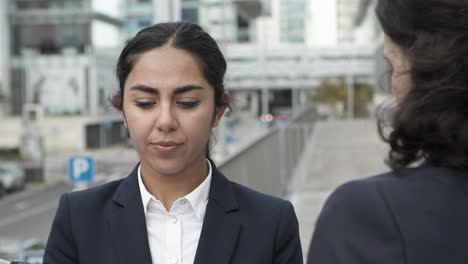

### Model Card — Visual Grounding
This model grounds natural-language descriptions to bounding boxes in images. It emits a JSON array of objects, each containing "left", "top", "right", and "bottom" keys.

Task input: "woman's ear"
[
  {"left": 113, "top": 94, "right": 127, "bottom": 128},
  {"left": 212, "top": 91, "right": 231, "bottom": 127},
  {"left": 112, "top": 94, "right": 122, "bottom": 109}
]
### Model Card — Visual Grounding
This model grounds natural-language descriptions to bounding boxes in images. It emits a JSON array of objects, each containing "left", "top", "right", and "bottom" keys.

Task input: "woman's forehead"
[
  {"left": 124, "top": 46, "right": 211, "bottom": 92},
  {"left": 135, "top": 46, "right": 202, "bottom": 73}
]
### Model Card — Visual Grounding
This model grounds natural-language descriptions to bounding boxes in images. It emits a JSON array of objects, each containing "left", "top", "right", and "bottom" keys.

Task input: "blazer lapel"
[
  {"left": 194, "top": 163, "right": 241, "bottom": 264},
  {"left": 108, "top": 165, "right": 152, "bottom": 264}
]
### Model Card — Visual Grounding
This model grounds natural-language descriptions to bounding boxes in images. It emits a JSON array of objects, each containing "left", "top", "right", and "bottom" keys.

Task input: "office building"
[{"left": 8, "top": 0, "right": 124, "bottom": 116}]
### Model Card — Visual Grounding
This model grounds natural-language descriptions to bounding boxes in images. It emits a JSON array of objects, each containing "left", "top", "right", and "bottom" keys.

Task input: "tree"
[{"left": 313, "top": 77, "right": 374, "bottom": 118}]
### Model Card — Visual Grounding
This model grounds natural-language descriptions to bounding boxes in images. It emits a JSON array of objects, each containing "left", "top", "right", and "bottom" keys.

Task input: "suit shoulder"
[
  {"left": 320, "top": 172, "right": 399, "bottom": 222},
  {"left": 309, "top": 173, "right": 406, "bottom": 263},
  {"left": 331, "top": 169, "right": 412, "bottom": 200},
  {"left": 347, "top": 166, "right": 468, "bottom": 199},
  {"left": 312, "top": 172, "right": 405, "bottom": 245}
]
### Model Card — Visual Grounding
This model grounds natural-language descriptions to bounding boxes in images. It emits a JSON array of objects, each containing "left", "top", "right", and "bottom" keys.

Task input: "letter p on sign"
[
  {"left": 68, "top": 156, "right": 94, "bottom": 184},
  {"left": 73, "top": 158, "right": 89, "bottom": 180}
]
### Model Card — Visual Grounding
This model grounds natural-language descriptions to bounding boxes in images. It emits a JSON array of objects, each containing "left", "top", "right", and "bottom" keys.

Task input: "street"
[
  {"left": 0, "top": 182, "right": 68, "bottom": 241},
  {"left": 0, "top": 154, "right": 138, "bottom": 245}
]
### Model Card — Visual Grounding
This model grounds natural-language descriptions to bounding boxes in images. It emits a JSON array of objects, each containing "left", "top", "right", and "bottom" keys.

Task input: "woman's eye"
[
  {"left": 135, "top": 101, "right": 155, "bottom": 109},
  {"left": 177, "top": 101, "right": 199, "bottom": 108}
]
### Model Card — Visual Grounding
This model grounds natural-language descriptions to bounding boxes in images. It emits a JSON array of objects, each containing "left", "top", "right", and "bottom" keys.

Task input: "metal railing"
[{"left": 218, "top": 108, "right": 316, "bottom": 197}]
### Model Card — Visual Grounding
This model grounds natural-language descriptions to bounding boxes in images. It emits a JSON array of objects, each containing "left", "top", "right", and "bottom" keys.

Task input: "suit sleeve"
[
  {"left": 307, "top": 180, "right": 404, "bottom": 264},
  {"left": 43, "top": 193, "right": 78, "bottom": 264},
  {"left": 274, "top": 200, "right": 304, "bottom": 264}
]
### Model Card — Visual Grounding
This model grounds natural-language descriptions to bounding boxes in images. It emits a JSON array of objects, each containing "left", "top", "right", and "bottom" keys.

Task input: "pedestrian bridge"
[{"left": 224, "top": 43, "right": 378, "bottom": 90}]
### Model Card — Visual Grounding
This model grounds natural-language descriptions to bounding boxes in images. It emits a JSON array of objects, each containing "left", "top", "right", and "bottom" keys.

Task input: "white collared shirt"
[{"left": 137, "top": 160, "right": 212, "bottom": 264}]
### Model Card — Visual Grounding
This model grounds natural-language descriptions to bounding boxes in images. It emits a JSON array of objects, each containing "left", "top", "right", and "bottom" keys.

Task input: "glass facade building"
[
  {"left": 279, "top": 0, "right": 307, "bottom": 43},
  {"left": 123, "top": 0, "right": 154, "bottom": 41}
]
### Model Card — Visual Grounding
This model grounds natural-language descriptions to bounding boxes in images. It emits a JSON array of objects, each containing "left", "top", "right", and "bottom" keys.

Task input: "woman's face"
[
  {"left": 122, "top": 46, "right": 227, "bottom": 177},
  {"left": 383, "top": 35, "right": 412, "bottom": 102}
]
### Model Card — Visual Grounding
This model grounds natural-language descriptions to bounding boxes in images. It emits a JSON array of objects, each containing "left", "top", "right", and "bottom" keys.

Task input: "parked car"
[{"left": 0, "top": 162, "right": 26, "bottom": 197}]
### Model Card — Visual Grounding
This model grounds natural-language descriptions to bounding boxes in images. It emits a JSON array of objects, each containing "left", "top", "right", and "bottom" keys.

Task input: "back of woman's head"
[{"left": 376, "top": 0, "right": 468, "bottom": 170}]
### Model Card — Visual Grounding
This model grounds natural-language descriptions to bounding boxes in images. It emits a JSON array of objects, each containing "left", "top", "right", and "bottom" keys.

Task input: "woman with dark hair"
[
  {"left": 44, "top": 22, "right": 302, "bottom": 264},
  {"left": 307, "top": 0, "right": 468, "bottom": 263}
]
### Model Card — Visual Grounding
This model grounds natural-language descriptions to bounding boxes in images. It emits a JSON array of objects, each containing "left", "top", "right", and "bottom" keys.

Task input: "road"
[
  {"left": 0, "top": 182, "right": 68, "bottom": 241},
  {"left": 0, "top": 157, "right": 137, "bottom": 245}
]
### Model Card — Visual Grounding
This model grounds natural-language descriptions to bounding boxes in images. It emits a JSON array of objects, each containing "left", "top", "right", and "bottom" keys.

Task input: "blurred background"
[{"left": 0, "top": 0, "right": 392, "bottom": 262}]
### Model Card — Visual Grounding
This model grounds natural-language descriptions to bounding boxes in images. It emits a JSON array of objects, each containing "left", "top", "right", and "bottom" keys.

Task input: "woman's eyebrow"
[
  {"left": 174, "top": 85, "right": 204, "bottom": 95},
  {"left": 129, "top": 84, "right": 159, "bottom": 95},
  {"left": 129, "top": 84, "right": 204, "bottom": 96}
]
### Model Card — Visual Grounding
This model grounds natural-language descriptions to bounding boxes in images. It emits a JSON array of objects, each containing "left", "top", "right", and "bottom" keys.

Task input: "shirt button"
[
  {"left": 180, "top": 200, "right": 186, "bottom": 205},
  {"left": 169, "top": 216, "right": 177, "bottom": 224},
  {"left": 169, "top": 257, "right": 178, "bottom": 264}
]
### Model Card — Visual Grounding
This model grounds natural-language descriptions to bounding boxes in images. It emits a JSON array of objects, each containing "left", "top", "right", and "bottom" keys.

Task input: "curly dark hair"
[{"left": 376, "top": 0, "right": 468, "bottom": 170}]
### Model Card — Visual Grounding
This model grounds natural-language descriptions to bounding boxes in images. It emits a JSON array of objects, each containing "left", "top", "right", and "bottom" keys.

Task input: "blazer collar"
[
  {"left": 194, "top": 160, "right": 241, "bottom": 264},
  {"left": 112, "top": 164, "right": 140, "bottom": 207},
  {"left": 207, "top": 159, "right": 239, "bottom": 212},
  {"left": 110, "top": 161, "right": 242, "bottom": 264},
  {"left": 109, "top": 164, "right": 152, "bottom": 264},
  {"left": 113, "top": 160, "right": 240, "bottom": 211}
]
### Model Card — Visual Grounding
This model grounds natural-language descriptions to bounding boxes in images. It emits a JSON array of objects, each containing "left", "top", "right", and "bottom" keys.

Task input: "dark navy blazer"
[
  {"left": 44, "top": 162, "right": 303, "bottom": 264},
  {"left": 308, "top": 165, "right": 468, "bottom": 264}
]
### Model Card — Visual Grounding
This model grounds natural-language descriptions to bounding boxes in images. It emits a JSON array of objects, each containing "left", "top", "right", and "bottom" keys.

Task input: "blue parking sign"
[{"left": 68, "top": 156, "right": 94, "bottom": 184}]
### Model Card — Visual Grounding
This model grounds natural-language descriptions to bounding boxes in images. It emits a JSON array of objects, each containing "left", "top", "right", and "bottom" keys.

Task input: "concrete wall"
[
  {"left": 0, "top": 115, "right": 125, "bottom": 152},
  {"left": 1, "top": 117, "right": 87, "bottom": 152},
  {"left": 11, "top": 54, "right": 91, "bottom": 115},
  {"left": 10, "top": 50, "right": 118, "bottom": 116}
]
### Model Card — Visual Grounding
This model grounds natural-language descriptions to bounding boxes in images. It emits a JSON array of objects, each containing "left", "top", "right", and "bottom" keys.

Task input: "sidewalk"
[{"left": 289, "top": 119, "right": 389, "bottom": 258}]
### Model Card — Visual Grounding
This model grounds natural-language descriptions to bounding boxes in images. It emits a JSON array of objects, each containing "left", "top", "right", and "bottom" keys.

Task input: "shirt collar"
[
  {"left": 138, "top": 159, "right": 212, "bottom": 220},
  {"left": 185, "top": 159, "right": 212, "bottom": 220},
  {"left": 137, "top": 165, "right": 152, "bottom": 216}
]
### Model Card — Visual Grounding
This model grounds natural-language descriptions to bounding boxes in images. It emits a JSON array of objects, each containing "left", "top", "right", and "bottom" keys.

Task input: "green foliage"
[
  {"left": 313, "top": 78, "right": 347, "bottom": 105},
  {"left": 313, "top": 77, "right": 374, "bottom": 118}
]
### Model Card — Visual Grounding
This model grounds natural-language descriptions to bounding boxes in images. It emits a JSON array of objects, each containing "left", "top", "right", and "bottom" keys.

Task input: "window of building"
[
  {"left": 237, "top": 14, "right": 249, "bottom": 29},
  {"left": 138, "top": 17, "right": 152, "bottom": 28},
  {"left": 15, "top": 0, "right": 83, "bottom": 10},
  {"left": 182, "top": 7, "right": 199, "bottom": 24},
  {"left": 236, "top": 14, "right": 250, "bottom": 42},
  {"left": 287, "top": 2, "right": 306, "bottom": 13},
  {"left": 12, "top": 23, "right": 89, "bottom": 55}
]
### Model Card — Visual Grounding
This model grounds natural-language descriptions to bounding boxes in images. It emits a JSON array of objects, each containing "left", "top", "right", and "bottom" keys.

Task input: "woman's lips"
[{"left": 150, "top": 142, "right": 182, "bottom": 154}]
